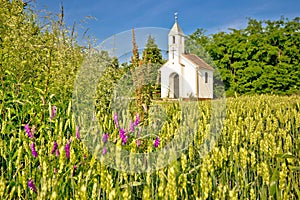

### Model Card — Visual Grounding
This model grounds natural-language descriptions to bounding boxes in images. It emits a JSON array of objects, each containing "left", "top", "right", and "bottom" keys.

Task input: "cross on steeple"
[{"left": 174, "top": 12, "right": 178, "bottom": 23}]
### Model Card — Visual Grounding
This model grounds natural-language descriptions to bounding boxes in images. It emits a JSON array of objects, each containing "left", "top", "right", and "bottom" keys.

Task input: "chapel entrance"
[{"left": 169, "top": 73, "right": 179, "bottom": 98}]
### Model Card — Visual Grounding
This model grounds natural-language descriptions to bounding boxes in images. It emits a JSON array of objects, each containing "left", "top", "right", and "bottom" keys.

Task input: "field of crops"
[{"left": 0, "top": 94, "right": 299, "bottom": 199}]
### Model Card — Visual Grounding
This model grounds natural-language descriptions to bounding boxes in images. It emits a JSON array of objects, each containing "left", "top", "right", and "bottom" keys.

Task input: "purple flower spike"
[
  {"left": 122, "top": 136, "right": 128, "bottom": 145},
  {"left": 129, "top": 121, "right": 134, "bottom": 133},
  {"left": 55, "top": 149, "right": 60, "bottom": 157},
  {"left": 119, "top": 128, "right": 128, "bottom": 145},
  {"left": 28, "top": 179, "right": 37, "bottom": 193},
  {"left": 113, "top": 113, "right": 119, "bottom": 128},
  {"left": 25, "top": 124, "right": 33, "bottom": 139},
  {"left": 30, "top": 142, "right": 38, "bottom": 157},
  {"left": 65, "top": 141, "right": 71, "bottom": 159},
  {"left": 50, "top": 106, "right": 57, "bottom": 120},
  {"left": 76, "top": 126, "right": 80, "bottom": 140},
  {"left": 136, "top": 139, "right": 141, "bottom": 147},
  {"left": 154, "top": 137, "right": 160, "bottom": 148},
  {"left": 134, "top": 113, "right": 140, "bottom": 126},
  {"left": 119, "top": 128, "right": 125, "bottom": 137},
  {"left": 102, "top": 147, "right": 107, "bottom": 155},
  {"left": 51, "top": 141, "right": 58, "bottom": 154},
  {"left": 102, "top": 133, "right": 109, "bottom": 143}
]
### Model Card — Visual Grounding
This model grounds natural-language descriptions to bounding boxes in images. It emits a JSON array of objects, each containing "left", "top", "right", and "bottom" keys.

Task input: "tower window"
[
  {"left": 173, "top": 36, "right": 175, "bottom": 44},
  {"left": 205, "top": 72, "right": 208, "bottom": 83}
]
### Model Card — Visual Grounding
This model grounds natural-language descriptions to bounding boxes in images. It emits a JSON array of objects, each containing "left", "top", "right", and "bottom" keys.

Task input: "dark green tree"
[{"left": 142, "top": 35, "right": 164, "bottom": 64}]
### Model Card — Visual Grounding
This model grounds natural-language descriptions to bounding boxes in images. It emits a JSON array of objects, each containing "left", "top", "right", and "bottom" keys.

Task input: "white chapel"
[{"left": 160, "top": 15, "right": 215, "bottom": 99}]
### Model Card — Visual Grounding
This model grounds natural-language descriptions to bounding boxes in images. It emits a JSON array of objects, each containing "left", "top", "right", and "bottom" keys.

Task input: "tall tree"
[{"left": 142, "top": 35, "right": 163, "bottom": 64}]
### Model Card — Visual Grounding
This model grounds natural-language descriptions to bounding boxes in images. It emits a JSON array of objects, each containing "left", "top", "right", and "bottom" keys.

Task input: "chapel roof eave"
[{"left": 182, "top": 54, "right": 215, "bottom": 71}]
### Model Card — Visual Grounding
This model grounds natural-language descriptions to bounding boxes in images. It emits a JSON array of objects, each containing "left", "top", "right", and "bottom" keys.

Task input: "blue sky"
[{"left": 36, "top": 0, "right": 300, "bottom": 45}]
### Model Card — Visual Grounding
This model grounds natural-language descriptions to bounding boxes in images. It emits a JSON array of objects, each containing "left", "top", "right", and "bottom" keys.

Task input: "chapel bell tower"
[{"left": 168, "top": 12, "right": 185, "bottom": 64}]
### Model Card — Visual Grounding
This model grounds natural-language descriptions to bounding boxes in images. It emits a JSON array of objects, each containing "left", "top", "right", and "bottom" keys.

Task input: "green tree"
[
  {"left": 190, "top": 17, "right": 300, "bottom": 96},
  {"left": 142, "top": 35, "right": 163, "bottom": 64}
]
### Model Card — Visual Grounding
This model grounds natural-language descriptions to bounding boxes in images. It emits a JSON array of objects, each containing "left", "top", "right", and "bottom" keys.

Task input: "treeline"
[{"left": 188, "top": 17, "right": 300, "bottom": 96}]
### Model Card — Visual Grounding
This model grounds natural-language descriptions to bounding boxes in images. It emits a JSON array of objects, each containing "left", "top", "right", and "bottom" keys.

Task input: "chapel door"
[
  {"left": 174, "top": 74, "right": 179, "bottom": 98},
  {"left": 169, "top": 73, "right": 179, "bottom": 99}
]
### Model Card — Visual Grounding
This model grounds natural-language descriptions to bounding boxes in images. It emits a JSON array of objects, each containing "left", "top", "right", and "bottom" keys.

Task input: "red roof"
[{"left": 182, "top": 54, "right": 215, "bottom": 71}]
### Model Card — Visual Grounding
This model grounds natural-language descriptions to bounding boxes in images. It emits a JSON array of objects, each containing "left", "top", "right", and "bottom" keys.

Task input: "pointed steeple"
[
  {"left": 168, "top": 13, "right": 184, "bottom": 64},
  {"left": 170, "top": 12, "right": 183, "bottom": 35},
  {"left": 170, "top": 22, "right": 184, "bottom": 35}
]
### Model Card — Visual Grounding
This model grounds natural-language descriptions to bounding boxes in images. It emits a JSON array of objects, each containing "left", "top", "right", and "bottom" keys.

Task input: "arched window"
[
  {"left": 205, "top": 72, "right": 208, "bottom": 83},
  {"left": 173, "top": 36, "right": 175, "bottom": 44}
]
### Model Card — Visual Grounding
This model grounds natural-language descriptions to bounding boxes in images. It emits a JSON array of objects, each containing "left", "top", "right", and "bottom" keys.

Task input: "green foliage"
[
  {"left": 94, "top": 52, "right": 123, "bottom": 116},
  {"left": 0, "top": 0, "right": 83, "bottom": 126},
  {"left": 188, "top": 17, "right": 300, "bottom": 96}
]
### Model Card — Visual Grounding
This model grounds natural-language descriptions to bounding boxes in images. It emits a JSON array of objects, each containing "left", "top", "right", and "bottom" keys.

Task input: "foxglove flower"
[
  {"left": 51, "top": 141, "right": 58, "bottom": 154},
  {"left": 154, "top": 137, "right": 160, "bottom": 148},
  {"left": 113, "top": 113, "right": 119, "bottom": 128},
  {"left": 134, "top": 113, "right": 140, "bottom": 126},
  {"left": 102, "top": 147, "right": 107, "bottom": 155},
  {"left": 129, "top": 121, "right": 134, "bottom": 133},
  {"left": 65, "top": 141, "right": 70, "bottom": 159},
  {"left": 50, "top": 106, "right": 57, "bottom": 120},
  {"left": 119, "top": 128, "right": 128, "bottom": 145},
  {"left": 30, "top": 142, "right": 38, "bottom": 157},
  {"left": 102, "top": 133, "right": 109, "bottom": 143},
  {"left": 75, "top": 125, "right": 80, "bottom": 139},
  {"left": 25, "top": 124, "right": 33, "bottom": 139},
  {"left": 28, "top": 179, "right": 37, "bottom": 193}
]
